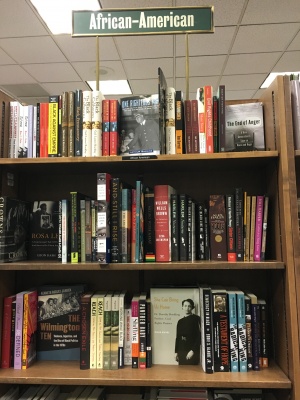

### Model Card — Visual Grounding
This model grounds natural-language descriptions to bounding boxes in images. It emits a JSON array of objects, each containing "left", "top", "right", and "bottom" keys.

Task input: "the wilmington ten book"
[{"left": 37, "top": 284, "right": 86, "bottom": 361}]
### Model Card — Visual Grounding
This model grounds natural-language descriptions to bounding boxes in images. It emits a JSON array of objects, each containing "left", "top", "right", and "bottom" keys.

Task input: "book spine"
[
  {"left": 110, "top": 294, "right": 119, "bottom": 370},
  {"left": 14, "top": 292, "right": 24, "bottom": 369},
  {"left": 21, "top": 292, "right": 29, "bottom": 369},
  {"left": 165, "top": 87, "right": 176, "bottom": 155},
  {"left": 175, "top": 90, "right": 184, "bottom": 154},
  {"left": 131, "top": 188, "right": 137, "bottom": 263},
  {"left": 199, "top": 287, "right": 213, "bottom": 373},
  {"left": 70, "top": 192, "right": 81, "bottom": 263},
  {"left": 1, "top": 296, "right": 15, "bottom": 369},
  {"left": 245, "top": 195, "right": 252, "bottom": 261},
  {"left": 179, "top": 194, "right": 189, "bottom": 261},
  {"left": 27, "top": 105, "right": 34, "bottom": 158},
  {"left": 218, "top": 85, "right": 226, "bottom": 152},
  {"left": 67, "top": 91, "right": 75, "bottom": 157},
  {"left": 191, "top": 99, "right": 199, "bottom": 153},
  {"left": 102, "top": 99, "right": 110, "bottom": 156},
  {"left": 48, "top": 95, "right": 59, "bottom": 157},
  {"left": 109, "top": 99, "right": 119, "bottom": 156},
  {"left": 249, "top": 195, "right": 257, "bottom": 261},
  {"left": 138, "top": 294, "right": 147, "bottom": 369},
  {"left": 187, "top": 196, "right": 193, "bottom": 261},
  {"left": 12, "top": 102, "right": 20, "bottom": 158},
  {"left": 236, "top": 292, "right": 247, "bottom": 372},
  {"left": 209, "top": 194, "right": 227, "bottom": 261},
  {"left": 74, "top": 89, "right": 83, "bottom": 157},
  {"left": 91, "top": 200, "right": 98, "bottom": 262},
  {"left": 212, "top": 291, "right": 230, "bottom": 372},
  {"left": 85, "top": 198, "right": 92, "bottom": 262},
  {"left": 144, "top": 188, "right": 155, "bottom": 262},
  {"left": 197, "top": 87, "right": 206, "bottom": 154},
  {"left": 80, "top": 294, "right": 92, "bottom": 370},
  {"left": 23, "top": 105, "right": 29, "bottom": 158},
  {"left": 195, "top": 202, "right": 205, "bottom": 260},
  {"left": 57, "top": 95, "right": 62, "bottom": 157},
  {"left": 61, "top": 199, "right": 69, "bottom": 263},
  {"left": 103, "top": 294, "right": 112, "bottom": 370},
  {"left": 82, "top": 90, "right": 92, "bottom": 157},
  {"left": 135, "top": 180, "right": 144, "bottom": 263},
  {"left": 118, "top": 293, "right": 125, "bottom": 368},
  {"left": 124, "top": 306, "right": 132, "bottom": 366},
  {"left": 260, "top": 196, "right": 269, "bottom": 261},
  {"left": 90, "top": 295, "right": 97, "bottom": 369},
  {"left": 254, "top": 195, "right": 264, "bottom": 261},
  {"left": 184, "top": 100, "right": 192, "bottom": 153},
  {"left": 251, "top": 302, "right": 260, "bottom": 371},
  {"left": 96, "top": 294, "right": 104, "bottom": 369},
  {"left": 146, "top": 298, "right": 152, "bottom": 368},
  {"left": 40, "top": 102, "right": 49, "bottom": 158},
  {"left": 80, "top": 199, "right": 86, "bottom": 263},
  {"left": 170, "top": 193, "right": 179, "bottom": 261},
  {"left": 121, "top": 188, "right": 132, "bottom": 263},
  {"left": 91, "top": 90, "right": 102, "bottom": 157},
  {"left": 10, "top": 301, "right": 16, "bottom": 368},
  {"left": 235, "top": 187, "right": 244, "bottom": 261},
  {"left": 213, "top": 95, "right": 219, "bottom": 153},
  {"left": 97, "top": 172, "right": 112, "bottom": 264},
  {"left": 259, "top": 300, "right": 268, "bottom": 368},
  {"left": 244, "top": 295, "right": 253, "bottom": 371},
  {"left": 154, "top": 185, "right": 175, "bottom": 262},
  {"left": 17, "top": 103, "right": 24, "bottom": 158},
  {"left": 131, "top": 296, "right": 139, "bottom": 368},
  {"left": 110, "top": 177, "right": 122, "bottom": 263},
  {"left": 61, "top": 91, "right": 68, "bottom": 157},
  {"left": 226, "top": 194, "right": 237, "bottom": 262},
  {"left": 205, "top": 85, "right": 213, "bottom": 153},
  {"left": 227, "top": 292, "right": 239, "bottom": 372},
  {"left": 22, "top": 290, "right": 37, "bottom": 369}
]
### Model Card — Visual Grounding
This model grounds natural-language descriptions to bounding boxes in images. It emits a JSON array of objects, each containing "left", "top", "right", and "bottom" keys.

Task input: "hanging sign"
[{"left": 72, "top": 7, "right": 214, "bottom": 37}]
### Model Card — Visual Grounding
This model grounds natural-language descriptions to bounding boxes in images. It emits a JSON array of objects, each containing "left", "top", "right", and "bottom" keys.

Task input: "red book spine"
[
  {"left": 254, "top": 196, "right": 264, "bottom": 261},
  {"left": 102, "top": 99, "right": 110, "bottom": 156},
  {"left": 39, "top": 103, "right": 49, "bottom": 158},
  {"left": 109, "top": 100, "right": 119, "bottom": 156},
  {"left": 1, "top": 295, "right": 16, "bottom": 368},
  {"left": 191, "top": 99, "right": 199, "bottom": 153},
  {"left": 154, "top": 185, "right": 175, "bottom": 262},
  {"left": 184, "top": 100, "right": 192, "bottom": 154},
  {"left": 204, "top": 86, "right": 213, "bottom": 153}
]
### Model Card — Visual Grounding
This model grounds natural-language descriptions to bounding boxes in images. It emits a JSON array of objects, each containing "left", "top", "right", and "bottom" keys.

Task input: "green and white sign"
[{"left": 72, "top": 7, "right": 214, "bottom": 37}]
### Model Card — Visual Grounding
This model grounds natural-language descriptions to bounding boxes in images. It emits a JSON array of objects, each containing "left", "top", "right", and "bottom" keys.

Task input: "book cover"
[
  {"left": 165, "top": 87, "right": 176, "bottom": 155},
  {"left": 120, "top": 95, "right": 160, "bottom": 156},
  {"left": 209, "top": 194, "right": 227, "bottom": 261},
  {"left": 175, "top": 90, "right": 184, "bottom": 154},
  {"left": 102, "top": 99, "right": 110, "bottom": 156},
  {"left": 150, "top": 287, "right": 200, "bottom": 366},
  {"left": 225, "top": 102, "right": 265, "bottom": 152},
  {"left": 37, "top": 284, "right": 85, "bottom": 361},
  {"left": 110, "top": 292, "right": 119, "bottom": 370},
  {"left": 74, "top": 89, "right": 83, "bottom": 157},
  {"left": 91, "top": 90, "right": 103, "bottom": 157},
  {"left": 109, "top": 99, "right": 119, "bottom": 156},
  {"left": 1, "top": 294, "right": 16, "bottom": 368},
  {"left": 103, "top": 291, "right": 113, "bottom": 370},
  {"left": 0, "top": 197, "right": 30, "bottom": 263},
  {"left": 79, "top": 291, "right": 92, "bottom": 370},
  {"left": 154, "top": 184, "right": 176, "bottom": 262},
  {"left": 144, "top": 187, "right": 155, "bottom": 262},
  {"left": 198, "top": 284, "right": 214, "bottom": 374},
  {"left": 29, "top": 200, "right": 59, "bottom": 261},
  {"left": 67, "top": 91, "right": 75, "bottom": 157},
  {"left": 96, "top": 172, "right": 112, "bottom": 264},
  {"left": 21, "top": 289, "right": 38, "bottom": 369},
  {"left": 131, "top": 294, "right": 140, "bottom": 368},
  {"left": 253, "top": 195, "right": 264, "bottom": 261},
  {"left": 121, "top": 188, "right": 132, "bottom": 263},
  {"left": 82, "top": 90, "right": 92, "bottom": 157},
  {"left": 48, "top": 95, "right": 59, "bottom": 157}
]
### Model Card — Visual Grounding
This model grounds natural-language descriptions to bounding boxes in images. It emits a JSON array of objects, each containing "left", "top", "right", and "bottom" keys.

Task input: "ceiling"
[{"left": 0, "top": 0, "right": 300, "bottom": 105}]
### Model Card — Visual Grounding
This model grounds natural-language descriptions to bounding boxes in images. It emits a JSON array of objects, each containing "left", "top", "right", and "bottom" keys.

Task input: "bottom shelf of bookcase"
[{"left": 0, "top": 361, "right": 291, "bottom": 389}]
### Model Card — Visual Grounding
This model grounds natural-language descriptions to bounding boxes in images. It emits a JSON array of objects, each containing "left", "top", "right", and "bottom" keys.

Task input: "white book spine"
[
  {"left": 91, "top": 90, "right": 103, "bottom": 157},
  {"left": 23, "top": 105, "right": 29, "bottom": 158},
  {"left": 82, "top": 90, "right": 92, "bottom": 157},
  {"left": 165, "top": 87, "right": 176, "bottom": 154},
  {"left": 17, "top": 104, "right": 24, "bottom": 158}
]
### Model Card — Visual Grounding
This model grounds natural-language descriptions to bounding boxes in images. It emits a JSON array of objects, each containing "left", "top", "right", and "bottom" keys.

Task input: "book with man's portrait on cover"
[{"left": 150, "top": 287, "right": 200, "bottom": 366}]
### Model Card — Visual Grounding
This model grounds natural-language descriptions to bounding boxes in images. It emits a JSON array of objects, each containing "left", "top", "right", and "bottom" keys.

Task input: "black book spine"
[
  {"left": 245, "top": 296, "right": 253, "bottom": 371},
  {"left": 251, "top": 303, "right": 261, "bottom": 371},
  {"left": 74, "top": 89, "right": 83, "bottom": 156},
  {"left": 204, "top": 204, "right": 210, "bottom": 260},
  {"left": 235, "top": 187, "right": 244, "bottom": 261},
  {"left": 110, "top": 177, "right": 122, "bottom": 263},
  {"left": 187, "top": 196, "right": 193, "bottom": 261},
  {"left": 80, "top": 293, "right": 92, "bottom": 370},
  {"left": 195, "top": 202, "right": 205, "bottom": 260},
  {"left": 170, "top": 193, "right": 179, "bottom": 261},
  {"left": 212, "top": 291, "right": 230, "bottom": 372},
  {"left": 146, "top": 298, "right": 152, "bottom": 368},
  {"left": 201, "top": 287, "right": 214, "bottom": 373},
  {"left": 179, "top": 194, "right": 188, "bottom": 261},
  {"left": 144, "top": 188, "right": 155, "bottom": 262}
]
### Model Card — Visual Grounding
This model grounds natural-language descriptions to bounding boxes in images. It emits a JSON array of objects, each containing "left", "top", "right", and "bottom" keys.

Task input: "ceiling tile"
[
  {"left": 129, "top": 78, "right": 158, "bottom": 95},
  {"left": 287, "top": 31, "right": 300, "bottom": 51},
  {"left": 220, "top": 74, "right": 267, "bottom": 90},
  {"left": 116, "top": 35, "right": 174, "bottom": 59},
  {"left": 0, "top": 65, "right": 37, "bottom": 85},
  {"left": 231, "top": 24, "right": 300, "bottom": 54},
  {"left": 224, "top": 52, "right": 282, "bottom": 75},
  {"left": 54, "top": 35, "right": 120, "bottom": 62},
  {"left": 0, "top": 37, "right": 67, "bottom": 64},
  {"left": 124, "top": 58, "right": 173, "bottom": 80},
  {"left": 272, "top": 51, "right": 300, "bottom": 71},
  {"left": 0, "top": 83, "right": 49, "bottom": 97},
  {"left": 0, "top": 0, "right": 48, "bottom": 38},
  {"left": 101, "top": 0, "right": 173, "bottom": 8},
  {"left": 72, "top": 60, "right": 128, "bottom": 81},
  {"left": 242, "top": 0, "right": 300, "bottom": 24},
  {"left": 18, "top": 96, "right": 50, "bottom": 106},
  {"left": 0, "top": 48, "right": 16, "bottom": 65},
  {"left": 176, "top": 55, "right": 227, "bottom": 77},
  {"left": 41, "top": 82, "right": 90, "bottom": 96},
  {"left": 225, "top": 89, "right": 257, "bottom": 101},
  {"left": 22, "top": 63, "right": 81, "bottom": 83},
  {"left": 175, "top": 76, "right": 220, "bottom": 99}
]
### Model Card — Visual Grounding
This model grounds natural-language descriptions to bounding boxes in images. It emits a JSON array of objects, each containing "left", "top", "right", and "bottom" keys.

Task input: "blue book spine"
[{"left": 227, "top": 291, "right": 239, "bottom": 372}]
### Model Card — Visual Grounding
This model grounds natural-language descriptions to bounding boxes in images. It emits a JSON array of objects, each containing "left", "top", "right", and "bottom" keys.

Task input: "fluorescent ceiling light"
[
  {"left": 30, "top": 0, "right": 100, "bottom": 34},
  {"left": 87, "top": 80, "right": 132, "bottom": 95},
  {"left": 261, "top": 71, "right": 300, "bottom": 89}
]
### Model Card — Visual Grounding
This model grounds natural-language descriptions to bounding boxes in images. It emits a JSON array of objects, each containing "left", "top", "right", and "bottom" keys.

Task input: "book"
[
  {"left": 146, "top": 297, "right": 152, "bottom": 368},
  {"left": 0, "top": 385, "right": 19, "bottom": 400},
  {"left": 23, "top": 105, "right": 29, "bottom": 158},
  {"left": 118, "top": 290, "right": 126, "bottom": 368},
  {"left": 225, "top": 102, "right": 265, "bottom": 152},
  {"left": 209, "top": 194, "right": 227, "bottom": 261},
  {"left": 121, "top": 188, "right": 132, "bottom": 263},
  {"left": 204, "top": 85, "right": 213, "bottom": 153},
  {"left": 61, "top": 91, "right": 69, "bottom": 157},
  {"left": 110, "top": 292, "right": 119, "bottom": 370},
  {"left": 93, "top": 291, "right": 105, "bottom": 369},
  {"left": 150, "top": 286, "right": 200, "bottom": 365},
  {"left": 196, "top": 87, "right": 206, "bottom": 154},
  {"left": 198, "top": 284, "right": 214, "bottom": 373},
  {"left": 102, "top": 99, "right": 110, "bottom": 156},
  {"left": 109, "top": 99, "right": 119, "bottom": 156},
  {"left": 184, "top": 99, "right": 192, "bottom": 153},
  {"left": 213, "top": 388, "right": 263, "bottom": 399},
  {"left": 48, "top": 95, "right": 59, "bottom": 157},
  {"left": 90, "top": 293, "right": 98, "bottom": 369},
  {"left": 154, "top": 184, "right": 176, "bottom": 262},
  {"left": 37, "top": 284, "right": 85, "bottom": 361},
  {"left": 170, "top": 193, "right": 179, "bottom": 261},
  {"left": 120, "top": 94, "right": 160, "bottom": 156},
  {"left": 258, "top": 299, "right": 268, "bottom": 368},
  {"left": 165, "top": 86, "right": 176, "bottom": 155},
  {"left": 27, "top": 104, "right": 34, "bottom": 158},
  {"left": 144, "top": 187, "right": 155, "bottom": 262},
  {"left": 244, "top": 294, "right": 253, "bottom": 371},
  {"left": 179, "top": 193, "right": 189, "bottom": 261},
  {"left": 135, "top": 180, "right": 144, "bottom": 263},
  {"left": 110, "top": 177, "right": 123, "bottom": 263},
  {"left": 1, "top": 294, "right": 16, "bottom": 368},
  {"left": 124, "top": 304, "right": 132, "bottom": 366},
  {"left": 103, "top": 291, "right": 113, "bottom": 370},
  {"left": 158, "top": 67, "right": 167, "bottom": 155},
  {"left": 14, "top": 290, "right": 29, "bottom": 369},
  {"left": 29, "top": 200, "right": 60, "bottom": 260},
  {"left": 138, "top": 292, "right": 147, "bottom": 369},
  {"left": 17, "top": 103, "right": 24, "bottom": 158},
  {"left": 82, "top": 90, "right": 92, "bottom": 157},
  {"left": 191, "top": 99, "right": 199, "bottom": 153},
  {"left": 91, "top": 90, "right": 103, "bottom": 157},
  {"left": 217, "top": 85, "right": 226, "bottom": 152},
  {"left": 195, "top": 202, "right": 205, "bottom": 260},
  {"left": 245, "top": 291, "right": 260, "bottom": 371},
  {"left": 96, "top": 172, "right": 112, "bottom": 264},
  {"left": 290, "top": 79, "right": 300, "bottom": 149},
  {"left": 235, "top": 188, "right": 244, "bottom": 261},
  {"left": 70, "top": 192, "right": 88, "bottom": 263},
  {"left": 0, "top": 197, "right": 30, "bottom": 263},
  {"left": 84, "top": 198, "right": 92, "bottom": 262},
  {"left": 131, "top": 294, "right": 140, "bottom": 368},
  {"left": 175, "top": 90, "right": 184, "bottom": 154},
  {"left": 260, "top": 195, "right": 269, "bottom": 261},
  {"left": 244, "top": 195, "right": 251, "bottom": 262},
  {"left": 157, "top": 388, "right": 209, "bottom": 399},
  {"left": 21, "top": 289, "right": 38, "bottom": 369},
  {"left": 213, "top": 95, "right": 219, "bottom": 153},
  {"left": 226, "top": 194, "right": 236, "bottom": 262},
  {"left": 249, "top": 195, "right": 257, "bottom": 262},
  {"left": 253, "top": 195, "right": 264, "bottom": 261},
  {"left": 236, "top": 290, "right": 247, "bottom": 372},
  {"left": 61, "top": 199, "right": 70, "bottom": 263},
  {"left": 226, "top": 290, "right": 239, "bottom": 372},
  {"left": 67, "top": 91, "right": 75, "bottom": 157},
  {"left": 79, "top": 292, "right": 93, "bottom": 369},
  {"left": 74, "top": 89, "right": 83, "bottom": 157}
]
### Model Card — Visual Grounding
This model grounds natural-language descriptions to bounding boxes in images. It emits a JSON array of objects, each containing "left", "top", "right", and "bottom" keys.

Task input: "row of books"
[{"left": 0, "top": 385, "right": 105, "bottom": 400}]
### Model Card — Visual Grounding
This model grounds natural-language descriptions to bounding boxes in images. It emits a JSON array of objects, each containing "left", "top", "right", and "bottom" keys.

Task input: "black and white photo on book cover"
[
  {"left": 120, "top": 94, "right": 160, "bottom": 156},
  {"left": 150, "top": 287, "right": 200, "bottom": 365}
]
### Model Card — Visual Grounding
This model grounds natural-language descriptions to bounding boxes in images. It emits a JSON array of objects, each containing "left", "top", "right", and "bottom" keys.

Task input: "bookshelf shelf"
[{"left": 0, "top": 361, "right": 291, "bottom": 389}]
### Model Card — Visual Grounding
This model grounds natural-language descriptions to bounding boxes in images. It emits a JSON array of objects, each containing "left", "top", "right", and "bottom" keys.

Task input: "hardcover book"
[
  {"left": 209, "top": 194, "right": 227, "bottom": 261},
  {"left": 198, "top": 284, "right": 214, "bottom": 373},
  {"left": 225, "top": 102, "right": 265, "bottom": 152},
  {"left": 91, "top": 90, "right": 103, "bottom": 157},
  {"left": 82, "top": 90, "right": 92, "bottom": 157},
  {"left": 48, "top": 95, "right": 59, "bottom": 157},
  {"left": 165, "top": 86, "right": 176, "bottom": 155},
  {"left": 0, "top": 197, "right": 30, "bottom": 263},
  {"left": 21, "top": 289, "right": 38, "bottom": 369},
  {"left": 14, "top": 290, "right": 29, "bottom": 369},
  {"left": 74, "top": 89, "right": 83, "bottom": 157},
  {"left": 80, "top": 292, "right": 93, "bottom": 370},
  {"left": 1, "top": 294, "right": 16, "bottom": 368},
  {"left": 96, "top": 172, "right": 112, "bottom": 264},
  {"left": 37, "top": 284, "right": 86, "bottom": 361},
  {"left": 102, "top": 99, "right": 110, "bottom": 156},
  {"left": 175, "top": 90, "right": 184, "bottom": 154},
  {"left": 144, "top": 187, "right": 155, "bottom": 262},
  {"left": 103, "top": 291, "right": 113, "bottom": 370},
  {"left": 109, "top": 99, "right": 119, "bottom": 156},
  {"left": 150, "top": 287, "right": 200, "bottom": 366},
  {"left": 29, "top": 200, "right": 59, "bottom": 261},
  {"left": 131, "top": 294, "right": 140, "bottom": 368},
  {"left": 120, "top": 94, "right": 160, "bottom": 156},
  {"left": 70, "top": 192, "right": 89, "bottom": 263}
]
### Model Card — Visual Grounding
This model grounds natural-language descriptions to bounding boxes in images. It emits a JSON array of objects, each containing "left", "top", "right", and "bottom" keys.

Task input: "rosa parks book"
[
  {"left": 37, "top": 284, "right": 86, "bottom": 361},
  {"left": 150, "top": 286, "right": 200, "bottom": 365},
  {"left": 29, "top": 200, "right": 59, "bottom": 260}
]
